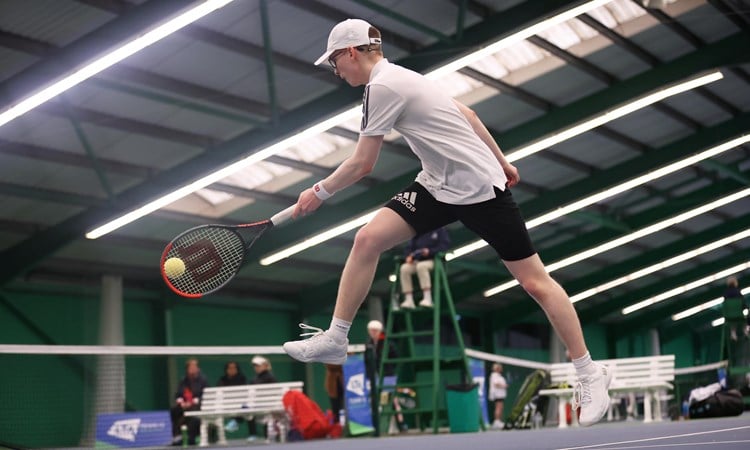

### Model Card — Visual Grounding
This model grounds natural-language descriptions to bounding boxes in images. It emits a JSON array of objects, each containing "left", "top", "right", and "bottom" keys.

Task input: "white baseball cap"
[
  {"left": 367, "top": 320, "right": 383, "bottom": 331},
  {"left": 251, "top": 355, "right": 268, "bottom": 366},
  {"left": 314, "top": 19, "right": 381, "bottom": 66}
]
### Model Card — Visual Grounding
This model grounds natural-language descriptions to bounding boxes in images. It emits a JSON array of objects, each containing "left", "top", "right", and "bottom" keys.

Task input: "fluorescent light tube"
[
  {"left": 713, "top": 309, "right": 748, "bottom": 327},
  {"left": 258, "top": 210, "right": 377, "bottom": 266},
  {"left": 673, "top": 287, "right": 750, "bottom": 321},
  {"left": 425, "top": 0, "right": 613, "bottom": 80},
  {"left": 85, "top": 1, "right": 615, "bottom": 239},
  {"left": 482, "top": 187, "right": 750, "bottom": 297},
  {"left": 505, "top": 71, "right": 724, "bottom": 162},
  {"left": 0, "top": 0, "right": 236, "bottom": 129},
  {"left": 622, "top": 261, "right": 750, "bottom": 315},
  {"left": 86, "top": 107, "right": 360, "bottom": 239},
  {"left": 569, "top": 229, "right": 750, "bottom": 304}
]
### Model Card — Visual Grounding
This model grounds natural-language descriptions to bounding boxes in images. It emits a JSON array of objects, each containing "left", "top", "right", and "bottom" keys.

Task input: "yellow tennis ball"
[{"left": 164, "top": 257, "right": 186, "bottom": 278}]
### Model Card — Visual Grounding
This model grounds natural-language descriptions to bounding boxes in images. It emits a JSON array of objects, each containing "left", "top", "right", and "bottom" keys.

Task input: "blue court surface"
[{"left": 214, "top": 413, "right": 749, "bottom": 450}]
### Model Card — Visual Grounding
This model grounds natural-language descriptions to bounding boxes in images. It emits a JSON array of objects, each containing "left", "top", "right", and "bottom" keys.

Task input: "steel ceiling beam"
[
  {"left": 0, "top": 29, "right": 272, "bottom": 119},
  {"left": 76, "top": 0, "right": 332, "bottom": 80},
  {"left": 0, "top": 0, "right": 201, "bottom": 107}
]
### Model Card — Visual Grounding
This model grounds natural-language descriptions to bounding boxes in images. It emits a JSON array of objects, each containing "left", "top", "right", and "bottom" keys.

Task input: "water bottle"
[
  {"left": 681, "top": 400, "right": 689, "bottom": 419},
  {"left": 180, "top": 424, "right": 188, "bottom": 447},
  {"left": 339, "top": 409, "right": 346, "bottom": 426},
  {"left": 717, "top": 367, "right": 727, "bottom": 389},
  {"left": 532, "top": 411, "right": 542, "bottom": 429},
  {"left": 278, "top": 421, "right": 287, "bottom": 443}
]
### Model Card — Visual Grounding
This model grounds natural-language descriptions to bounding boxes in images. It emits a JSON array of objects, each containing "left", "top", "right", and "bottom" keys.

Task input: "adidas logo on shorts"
[{"left": 393, "top": 191, "right": 417, "bottom": 212}]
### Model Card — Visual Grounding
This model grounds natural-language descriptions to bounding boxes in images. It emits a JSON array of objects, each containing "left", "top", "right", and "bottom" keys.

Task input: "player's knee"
[
  {"left": 518, "top": 276, "right": 548, "bottom": 302},
  {"left": 352, "top": 227, "right": 387, "bottom": 257}
]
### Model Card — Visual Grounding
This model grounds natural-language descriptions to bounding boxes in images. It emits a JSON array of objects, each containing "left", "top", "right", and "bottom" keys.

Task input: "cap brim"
[{"left": 314, "top": 49, "right": 335, "bottom": 66}]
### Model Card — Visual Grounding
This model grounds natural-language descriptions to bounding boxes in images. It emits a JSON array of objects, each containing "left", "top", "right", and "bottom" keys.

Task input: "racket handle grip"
[{"left": 270, "top": 205, "right": 295, "bottom": 226}]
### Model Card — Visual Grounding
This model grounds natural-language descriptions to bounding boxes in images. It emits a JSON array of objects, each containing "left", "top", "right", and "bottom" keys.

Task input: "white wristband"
[{"left": 313, "top": 181, "right": 333, "bottom": 200}]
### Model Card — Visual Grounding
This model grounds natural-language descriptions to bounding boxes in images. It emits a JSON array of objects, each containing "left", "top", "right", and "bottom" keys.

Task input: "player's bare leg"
[
  {"left": 504, "top": 254, "right": 612, "bottom": 426},
  {"left": 283, "top": 208, "right": 414, "bottom": 364}
]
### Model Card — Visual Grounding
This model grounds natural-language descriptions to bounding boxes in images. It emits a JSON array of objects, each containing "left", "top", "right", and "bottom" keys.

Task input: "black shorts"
[{"left": 384, "top": 182, "right": 536, "bottom": 261}]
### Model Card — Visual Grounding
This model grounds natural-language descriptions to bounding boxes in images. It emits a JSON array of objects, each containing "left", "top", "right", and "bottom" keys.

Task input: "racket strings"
[{"left": 165, "top": 227, "right": 245, "bottom": 295}]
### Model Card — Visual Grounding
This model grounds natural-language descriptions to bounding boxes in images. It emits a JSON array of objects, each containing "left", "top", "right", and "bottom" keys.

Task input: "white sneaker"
[
  {"left": 418, "top": 298, "right": 433, "bottom": 308},
  {"left": 400, "top": 299, "right": 416, "bottom": 309},
  {"left": 573, "top": 363, "right": 612, "bottom": 427},
  {"left": 491, "top": 419, "right": 504, "bottom": 429},
  {"left": 283, "top": 324, "right": 347, "bottom": 364}
]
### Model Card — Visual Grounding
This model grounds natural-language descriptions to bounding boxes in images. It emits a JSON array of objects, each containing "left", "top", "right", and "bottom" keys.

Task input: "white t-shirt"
[
  {"left": 488, "top": 372, "right": 507, "bottom": 400},
  {"left": 360, "top": 59, "right": 507, "bottom": 204}
]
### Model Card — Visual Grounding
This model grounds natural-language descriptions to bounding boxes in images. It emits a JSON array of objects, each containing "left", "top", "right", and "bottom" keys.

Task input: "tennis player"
[{"left": 283, "top": 19, "right": 612, "bottom": 426}]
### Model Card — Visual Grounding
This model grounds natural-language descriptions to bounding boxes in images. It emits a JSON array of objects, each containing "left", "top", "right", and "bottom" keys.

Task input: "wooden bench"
[
  {"left": 538, "top": 355, "right": 675, "bottom": 428},
  {"left": 184, "top": 381, "right": 303, "bottom": 446}
]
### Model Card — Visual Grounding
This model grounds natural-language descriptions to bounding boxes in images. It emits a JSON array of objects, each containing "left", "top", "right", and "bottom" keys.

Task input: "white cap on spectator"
[
  {"left": 314, "top": 19, "right": 381, "bottom": 66},
  {"left": 251, "top": 355, "right": 268, "bottom": 366},
  {"left": 367, "top": 320, "right": 383, "bottom": 331}
]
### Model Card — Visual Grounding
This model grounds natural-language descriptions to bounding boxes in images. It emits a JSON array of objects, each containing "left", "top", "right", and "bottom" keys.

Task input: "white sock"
[
  {"left": 422, "top": 290, "right": 432, "bottom": 303},
  {"left": 404, "top": 293, "right": 414, "bottom": 303},
  {"left": 572, "top": 351, "right": 595, "bottom": 375},
  {"left": 327, "top": 317, "right": 351, "bottom": 344}
]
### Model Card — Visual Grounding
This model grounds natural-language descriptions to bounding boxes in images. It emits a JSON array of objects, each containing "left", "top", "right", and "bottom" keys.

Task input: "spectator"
[
  {"left": 217, "top": 361, "right": 249, "bottom": 434},
  {"left": 399, "top": 227, "right": 450, "bottom": 309},
  {"left": 364, "top": 320, "right": 400, "bottom": 433},
  {"left": 724, "top": 277, "right": 749, "bottom": 341},
  {"left": 324, "top": 364, "right": 344, "bottom": 423},
  {"left": 247, "top": 355, "right": 278, "bottom": 441},
  {"left": 488, "top": 363, "right": 508, "bottom": 429},
  {"left": 171, "top": 358, "right": 208, "bottom": 446}
]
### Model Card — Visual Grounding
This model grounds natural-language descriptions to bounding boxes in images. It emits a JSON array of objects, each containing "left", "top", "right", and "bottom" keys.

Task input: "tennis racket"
[{"left": 160, "top": 205, "right": 295, "bottom": 298}]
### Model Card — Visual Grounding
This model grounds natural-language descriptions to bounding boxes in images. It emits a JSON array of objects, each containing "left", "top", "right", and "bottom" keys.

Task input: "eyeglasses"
[{"left": 327, "top": 48, "right": 347, "bottom": 70}]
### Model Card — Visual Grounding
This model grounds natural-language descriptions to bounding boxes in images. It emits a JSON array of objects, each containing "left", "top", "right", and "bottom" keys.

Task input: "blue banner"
[
  {"left": 96, "top": 411, "right": 171, "bottom": 448},
  {"left": 343, "top": 353, "right": 374, "bottom": 434},
  {"left": 470, "top": 358, "right": 490, "bottom": 425}
]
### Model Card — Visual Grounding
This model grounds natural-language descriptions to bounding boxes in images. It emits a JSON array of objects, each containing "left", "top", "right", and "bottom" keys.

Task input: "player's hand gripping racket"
[{"left": 160, "top": 205, "right": 295, "bottom": 298}]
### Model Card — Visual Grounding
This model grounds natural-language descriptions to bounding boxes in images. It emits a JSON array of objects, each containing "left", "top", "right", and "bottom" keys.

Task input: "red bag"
[{"left": 282, "top": 390, "right": 331, "bottom": 440}]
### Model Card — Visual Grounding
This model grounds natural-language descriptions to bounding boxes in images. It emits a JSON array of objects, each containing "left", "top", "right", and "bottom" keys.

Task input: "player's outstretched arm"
[{"left": 293, "top": 135, "right": 384, "bottom": 218}]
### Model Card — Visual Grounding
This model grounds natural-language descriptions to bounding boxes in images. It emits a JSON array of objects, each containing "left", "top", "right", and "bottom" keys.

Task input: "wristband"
[{"left": 313, "top": 181, "right": 333, "bottom": 200}]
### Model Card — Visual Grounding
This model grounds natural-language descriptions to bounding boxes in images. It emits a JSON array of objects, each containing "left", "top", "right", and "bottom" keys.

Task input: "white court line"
[
  {"left": 586, "top": 440, "right": 750, "bottom": 449},
  {"left": 557, "top": 425, "right": 750, "bottom": 450}
]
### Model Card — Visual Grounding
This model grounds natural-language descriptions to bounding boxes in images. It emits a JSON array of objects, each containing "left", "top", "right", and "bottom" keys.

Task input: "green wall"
[{"left": 0, "top": 291, "right": 302, "bottom": 448}]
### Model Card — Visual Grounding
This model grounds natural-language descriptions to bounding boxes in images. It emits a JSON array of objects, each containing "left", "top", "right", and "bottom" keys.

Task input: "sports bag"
[
  {"left": 282, "top": 390, "right": 331, "bottom": 439},
  {"left": 689, "top": 389, "right": 744, "bottom": 419}
]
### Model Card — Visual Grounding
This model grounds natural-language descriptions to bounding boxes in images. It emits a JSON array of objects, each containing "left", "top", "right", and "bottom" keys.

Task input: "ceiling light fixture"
[
  {"left": 568, "top": 230, "right": 750, "bottom": 304},
  {"left": 482, "top": 187, "right": 750, "bottom": 297},
  {"left": 622, "top": 261, "right": 750, "bottom": 315},
  {"left": 713, "top": 309, "right": 748, "bottom": 327},
  {"left": 85, "top": 1, "right": 614, "bottom": 239},
  {"left": 258, "top": 210, "right": 377, "bottom": 266},
  {"left": 672, "top": 287, "right": 750, "bottom": 321},
  {"left": 0, "top": 0, "right": 236, "bottom": 129}
]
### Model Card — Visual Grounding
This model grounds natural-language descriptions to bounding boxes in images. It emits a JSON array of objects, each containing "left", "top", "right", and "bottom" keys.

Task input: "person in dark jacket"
[
  {"left": 399, "top": 227, "right": 450, "bottom": 308},
  {"left": 724, "top": 276, "right": 749, "bottom": 340},
  {"left": 171, "top": 358, "right": 209, "bottom": 446},
  {"left": 217, "top": 361, "right": 249, "bottom": 435}
]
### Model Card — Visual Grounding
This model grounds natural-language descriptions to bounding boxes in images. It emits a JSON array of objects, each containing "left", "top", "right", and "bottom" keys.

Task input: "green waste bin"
[{"left": 445, "top": 383, "right": 480, "bottom": 433}]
